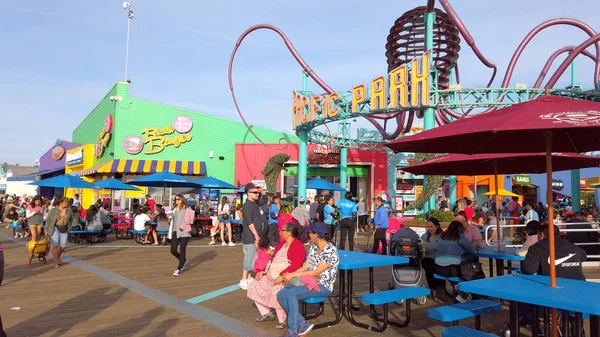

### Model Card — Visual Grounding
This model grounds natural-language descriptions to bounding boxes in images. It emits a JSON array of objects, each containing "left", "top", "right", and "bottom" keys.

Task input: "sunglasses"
[
  {"left": 175, "top": 198, "right": 181, "bottom": 201},
  {"left": 248, "top": 191, "right": 260, "bottom": 194}
]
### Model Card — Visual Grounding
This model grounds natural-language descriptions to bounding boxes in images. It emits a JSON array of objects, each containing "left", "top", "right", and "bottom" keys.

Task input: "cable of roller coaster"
[
  {"left": 534, "top": 47, "right": 597, "bottom": 88},
  {"left": 438, "top": 16, "right": 600, "bottom": 122},
  {"left": 228, "top": 24, "right": 332, "bottom": 148},
  {"left": 438, "top": 0, "right": 497, "bottom": 88},
  {"left": 229, "top": 24, "right": 401, "bottom": 142},
  {"left": 502, "top": 19, "right": 600, "bottom": 89},
  {"left": 546, "top": 33, "right": 600, "bottom": 89}
]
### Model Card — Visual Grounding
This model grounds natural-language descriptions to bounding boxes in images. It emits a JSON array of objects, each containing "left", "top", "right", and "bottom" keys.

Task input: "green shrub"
[
  {"left": 430, "top": 210, "right": 455, "bottom": 222},
  {"left": 415, "top": 213, "right": 428, "bottom": 222}
]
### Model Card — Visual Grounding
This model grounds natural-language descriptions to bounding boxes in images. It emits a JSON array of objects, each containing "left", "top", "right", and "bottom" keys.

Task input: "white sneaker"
[
  {"left": 173, "top": 269, "right": 181, "bottom": 276},
  {"left": 239, "top": 279, "right": 248, "bottom": 290},
  {"left": 222, "top": 242, "right": 226, "bottom": 246},
  {"left": 209, "top": 241, "right": 216, "bottom": 245},
  {"left": 228, "top": 242, "right": 235, "bottom": 247}
]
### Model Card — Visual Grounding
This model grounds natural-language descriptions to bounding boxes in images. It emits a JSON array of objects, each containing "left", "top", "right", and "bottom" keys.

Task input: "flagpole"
[{"left": 123, "top": 1, "right": 134, "bottom": 82}]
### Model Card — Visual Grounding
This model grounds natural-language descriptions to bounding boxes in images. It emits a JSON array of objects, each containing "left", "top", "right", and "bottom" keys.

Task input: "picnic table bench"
[
  {"left": 130, "top": 229, "right": 169, "bottom": 245},
  {"left": 69, "top": 229, "right": 112, "bottom": 244},
  {"left": 427, "top": 299, "right": 501, "bottom": 330},
  {"left": 442, "top": 326, "right": 498, "bottom": 337}
]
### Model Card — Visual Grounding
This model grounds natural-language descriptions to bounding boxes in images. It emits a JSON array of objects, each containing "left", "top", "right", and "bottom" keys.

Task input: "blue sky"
[{"left": 1, "top": 0, "right": 599, "bottom": 165}]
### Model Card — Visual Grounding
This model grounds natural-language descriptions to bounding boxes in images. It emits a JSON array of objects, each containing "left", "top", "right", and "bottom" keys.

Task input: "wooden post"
[
  {"left": 544, "top": 132, "right": 558, "bottom": 337},
  {"left": 494, "top": 162, "right": 501, "bottom": 243}
]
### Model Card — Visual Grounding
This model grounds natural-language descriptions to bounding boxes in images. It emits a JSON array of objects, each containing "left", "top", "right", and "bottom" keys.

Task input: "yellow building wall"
[{"left": 64, "top": 144, "right": 96, "bottom": 209}]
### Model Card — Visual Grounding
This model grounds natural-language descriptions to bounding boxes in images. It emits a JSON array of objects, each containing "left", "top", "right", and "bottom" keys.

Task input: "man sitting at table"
[
  {"left": 521, "top": 223, "right": 587, "bottom": 280},
  {"left": 455, "top": 212, "right": 485, "bottom": 248},
  {"left": 520, "top": 223, "right": 588, "bottom": 332}
]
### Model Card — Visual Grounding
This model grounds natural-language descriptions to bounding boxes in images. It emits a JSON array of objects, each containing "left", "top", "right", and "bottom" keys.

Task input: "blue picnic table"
[
  {"left": 312, "top": 250, "right": 409, "bottom": 330},
  {"left": 476, "top": 246, "right": 524, "bottom": 277},
  {"left": 458, "top": 274, "right": 600, "bottom": 337}
]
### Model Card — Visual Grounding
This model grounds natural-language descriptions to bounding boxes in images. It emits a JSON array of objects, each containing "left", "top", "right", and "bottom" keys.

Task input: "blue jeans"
[
  {"left": 51, "top": 229, "right": 68, "bottom": 247},
  {"left": 277, "top": 284, "right": 332, "bottom": 333}
]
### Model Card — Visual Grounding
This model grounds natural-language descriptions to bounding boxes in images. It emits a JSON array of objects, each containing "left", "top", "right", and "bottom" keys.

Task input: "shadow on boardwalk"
[
  {"left": 6, "top": 287, "right": 127, "bottom": 337},
  {"left": 87, "top": 307, "right": 178, "bottom": 337}
]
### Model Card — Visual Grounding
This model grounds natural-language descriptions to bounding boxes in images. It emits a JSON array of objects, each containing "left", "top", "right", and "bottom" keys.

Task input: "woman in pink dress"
[{"left": 247, "top": 222, "right": 306, "bottom": 330}]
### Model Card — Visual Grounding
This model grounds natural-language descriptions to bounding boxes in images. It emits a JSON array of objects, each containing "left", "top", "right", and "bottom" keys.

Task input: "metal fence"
[{"left": 483, "top": 218, "right": 600, "bottom": 259}]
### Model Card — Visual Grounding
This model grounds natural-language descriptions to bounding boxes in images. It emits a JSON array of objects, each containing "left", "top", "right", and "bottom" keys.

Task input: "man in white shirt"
[
  {"left": 524, "top": 203, "right": 539, "bottom": 223},
  {"left": 72, "top": 194, "right": 81, "bottom": 207}
]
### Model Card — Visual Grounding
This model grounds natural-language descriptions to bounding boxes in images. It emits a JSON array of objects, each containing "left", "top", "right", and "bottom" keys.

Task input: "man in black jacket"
[
  {"left": 521, "top": 223, "right": 587, "bottom": 280},
  {"left": 520, "top": 223, "right": 587, "bottom": 332}
]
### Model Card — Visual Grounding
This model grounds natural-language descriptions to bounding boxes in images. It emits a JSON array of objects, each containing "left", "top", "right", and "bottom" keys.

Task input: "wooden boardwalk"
[{"left": 0, "top": 229, "right": 597, "bottom": 337}]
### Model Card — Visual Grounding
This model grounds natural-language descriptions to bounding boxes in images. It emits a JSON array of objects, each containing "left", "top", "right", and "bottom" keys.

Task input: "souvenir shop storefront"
[
  {"left": 510, "top": 174, "right": 538, "bottom": 205},
  {"left": 64, "top": 82, "right": 297, "bottom": 209}
]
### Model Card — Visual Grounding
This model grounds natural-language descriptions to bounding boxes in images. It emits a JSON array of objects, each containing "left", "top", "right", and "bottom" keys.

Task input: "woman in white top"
[
  {"left": 210, "top": 196, "right": 234, "bottom": 246},
  {"left": 133, "top": 207, "right": 151, "bottom": 231},
  {"left": 85, "top": 205, "right": 103, "bottom": 231}
]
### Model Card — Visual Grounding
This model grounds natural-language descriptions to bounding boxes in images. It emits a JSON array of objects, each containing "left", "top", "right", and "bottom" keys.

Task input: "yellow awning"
[
  {"left": 96, "top": 159, "right": 206, "bottom": 176},
  {"left": 483, "top": 189, "right": 521, "bottom": 197}
]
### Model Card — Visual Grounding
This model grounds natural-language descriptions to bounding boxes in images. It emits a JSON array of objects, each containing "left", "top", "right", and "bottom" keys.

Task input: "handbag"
[
  {"left": 460, "top": 260, "right": 485, "bottom": 281},
  {"left": 55, "top": 225, "right": 68, "bottom": 233},
  {"left": 267, "top": 260, "right": 290, "bottom": 279},
  {"left": 221, "top": 213, "right": 230, "bottom": 221}
]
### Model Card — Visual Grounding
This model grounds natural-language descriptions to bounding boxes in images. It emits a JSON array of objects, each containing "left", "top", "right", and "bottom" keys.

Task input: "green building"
[{"left": 65, "top": 82, "right": 297, "bottom": 209}]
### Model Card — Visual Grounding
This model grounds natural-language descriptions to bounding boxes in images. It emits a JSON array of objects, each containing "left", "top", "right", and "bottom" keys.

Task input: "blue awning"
[
  {"left": 36, "top": 167, "right": 65, "bottom": 176},
  {"left": 6, "top": 167, "right": 65, "bottom": 182}
]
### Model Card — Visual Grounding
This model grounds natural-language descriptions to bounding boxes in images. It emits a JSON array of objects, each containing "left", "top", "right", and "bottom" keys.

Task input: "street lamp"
[{"left": 123, "top": 1, "right": 134, "bottom": 83}]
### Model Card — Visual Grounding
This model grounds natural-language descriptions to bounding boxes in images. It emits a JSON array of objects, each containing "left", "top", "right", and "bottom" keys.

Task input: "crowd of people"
[{"left": 2, "top": 188, "right": 597, "bottom": 336}]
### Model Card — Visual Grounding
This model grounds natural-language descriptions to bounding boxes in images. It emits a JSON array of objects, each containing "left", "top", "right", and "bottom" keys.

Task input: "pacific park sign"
[{"left": 292, "top": 52, "right": 431, "bottom": 129}]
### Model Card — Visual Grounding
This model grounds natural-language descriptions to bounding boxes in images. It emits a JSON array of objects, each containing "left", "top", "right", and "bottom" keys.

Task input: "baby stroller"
[{"left": 388, "top": 227, "right": 427, "bottom": 305}]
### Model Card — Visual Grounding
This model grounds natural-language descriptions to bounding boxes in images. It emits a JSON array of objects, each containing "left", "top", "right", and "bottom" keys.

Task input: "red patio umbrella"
[
  {"left": 400, "top": 152, "right": 600, "bottom": 243},
  {"left": 399, "top": 152, "right": 600, "bottom": 176},
  {"left": 386, "top": 95, "right": 600, "bottom": 337},
  {"left": 385, "top": 96, "right": 600, "bottom": 155}
]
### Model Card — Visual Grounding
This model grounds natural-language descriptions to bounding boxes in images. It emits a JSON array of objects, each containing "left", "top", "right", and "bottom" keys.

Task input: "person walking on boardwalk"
[
  {"left": 170, "top": 194, "right": 191, "bottom": 276},
  {"left": 45, "top": 197, "right": 72, "bottom": 269}
]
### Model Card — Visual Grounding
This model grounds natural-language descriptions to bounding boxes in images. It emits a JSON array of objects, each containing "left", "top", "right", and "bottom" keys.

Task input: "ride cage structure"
[{"left": 228, "top": 0, "right": 600, "bottom": 212}]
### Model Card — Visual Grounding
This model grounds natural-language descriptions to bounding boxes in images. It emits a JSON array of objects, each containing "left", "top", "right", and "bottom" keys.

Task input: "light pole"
[{"left": 123, "top": 1, "right": 134, "bottom": 83}]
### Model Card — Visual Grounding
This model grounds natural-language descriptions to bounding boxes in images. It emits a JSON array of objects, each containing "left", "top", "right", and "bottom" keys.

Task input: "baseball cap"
[
  {"left": 565, "top": 210, "right": 574, "bottom": 215},
  {"left": 306, "top": 222, "right": 328, "bottom": 237},
  {"left": 244, "top": 183, "right": 258, "bottom": 193}
]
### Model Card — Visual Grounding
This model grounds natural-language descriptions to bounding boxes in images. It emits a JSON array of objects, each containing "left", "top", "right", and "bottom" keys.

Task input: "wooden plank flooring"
[{"left": 0, "top": 228, "right": 597, "bottom": 337}]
